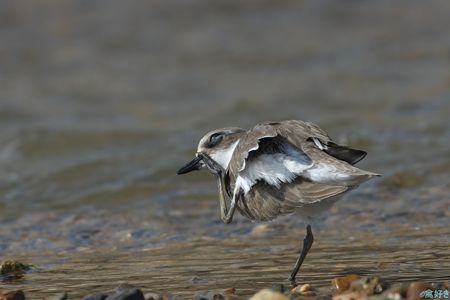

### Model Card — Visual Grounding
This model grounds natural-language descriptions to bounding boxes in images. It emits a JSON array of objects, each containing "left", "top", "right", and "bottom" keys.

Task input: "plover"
[{"left": 177, "top": 120, "right": 379, "bottom": 283}]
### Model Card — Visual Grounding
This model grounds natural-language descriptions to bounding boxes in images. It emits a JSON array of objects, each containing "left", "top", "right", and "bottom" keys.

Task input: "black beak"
[{"left": 177, "top": 155, "right": 203, "bottom": 175}]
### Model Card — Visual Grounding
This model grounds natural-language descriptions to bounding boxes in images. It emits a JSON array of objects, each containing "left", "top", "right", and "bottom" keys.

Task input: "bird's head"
[{"left": 177, "top": 127, "right": 245, "bottom": 175}]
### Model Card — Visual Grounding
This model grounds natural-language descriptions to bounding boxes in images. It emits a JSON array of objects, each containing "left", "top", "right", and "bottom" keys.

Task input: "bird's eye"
[{"left": 208, "top": 133, "right": 223, "bottom": 147}]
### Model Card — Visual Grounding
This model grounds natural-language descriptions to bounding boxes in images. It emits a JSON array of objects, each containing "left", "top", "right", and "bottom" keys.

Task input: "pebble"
[
  {"left": 0, "top": 290, "right": 25, "bottom": 300},
  {"left": 0, "top": 274, "right": 445, "bottom": 300},
  {"left": 406, "top": 282, "right": 431, "bottom": 300},
  {"left": 223, "top": 288, "right": 236, "bottom": 296},
  {"left": 331, "top": 275, "right": 361, "bottom": 294},
  {"left": 249, "top": 289, "right": 289, "bottom": 300},
  {"left": 194, "top": 291, "right": 225, "bottom": 300},
  {"left": 83, "top": 293, "right": 108, "bottom": 300},
  {"left": 143, "top": 292, "right": 162, "bottom": 300},
  {"left": 105, "top": 288, "right": 145, "bottom": 300},
  {"left": 291, "top": 284, "right": 316, "bottom": 296}
]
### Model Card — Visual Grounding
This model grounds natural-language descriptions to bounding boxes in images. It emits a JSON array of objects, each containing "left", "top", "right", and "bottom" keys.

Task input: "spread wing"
[
  {"left": 227, "top": 120, "right": 378, "bottom": 198},
  {"left": 228, "top": 120, "right": 332, "bottom": 176}
]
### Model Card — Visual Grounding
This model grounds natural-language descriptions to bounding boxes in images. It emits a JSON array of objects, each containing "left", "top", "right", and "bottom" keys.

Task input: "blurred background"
[{"left": 0, "top": 0, "right": 449, "bottom": 297}]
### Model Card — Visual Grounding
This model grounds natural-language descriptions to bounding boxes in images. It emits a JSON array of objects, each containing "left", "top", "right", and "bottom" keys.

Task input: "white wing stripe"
[{"left": 236, "top": 152, "right": 313, "bottom": 194}]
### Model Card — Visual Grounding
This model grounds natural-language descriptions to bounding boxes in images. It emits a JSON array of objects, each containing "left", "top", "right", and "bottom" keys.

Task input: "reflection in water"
[{"left": 0, "top": 0, "right": 449, "bottom": 298}]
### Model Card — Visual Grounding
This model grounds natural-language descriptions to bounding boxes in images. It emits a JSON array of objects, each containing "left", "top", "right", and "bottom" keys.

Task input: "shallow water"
[
  {"left": 4, "top": 224, "right": 450, "bottom": 298},
  {"left": 0, "top": 0, "right": 449, "bottom": 298}
]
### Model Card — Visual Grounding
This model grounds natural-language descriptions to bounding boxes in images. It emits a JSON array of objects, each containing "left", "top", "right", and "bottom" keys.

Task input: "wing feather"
[{"left": 229, "top": 120, "right": 331, "bottom": 176}]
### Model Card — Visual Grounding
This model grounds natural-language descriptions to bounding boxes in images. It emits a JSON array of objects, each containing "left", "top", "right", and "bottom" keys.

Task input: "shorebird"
[{"left": 177, "top": 120, "right": 379, "bottom": 283}]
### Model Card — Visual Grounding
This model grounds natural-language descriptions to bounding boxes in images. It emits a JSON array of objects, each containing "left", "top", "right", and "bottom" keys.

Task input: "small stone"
[
  {"left": 83, "top": 294, "right": 108, "bottom": 300},
  {"left": 331, "top": 275, "right": 361, "bottom": 294},
  {"left": 143, "top": 293, "right": 162, "bottom": 300},
  {"left": 332, "top": 291, "right": 365, "bottom": 300},
  {"left": 0, "top": 290, "right": 25, "bottom": 300},
  {"left": 223, "top": 288, "right": 236, "bottom": 296},
  {"left": 291, "top": 284, "right": 316, "bottom": 296},
  {"left": 291, "top": 283, "right": 313, "bottom": 293},
  {"left": 194, "top": 292, "right": 225, "bottom": 300},
  {"left": 300, "top": 284, "right": 312, "bottom": 292},
  {"left": 407, "top": 282, "right": 431, "bottom": 300},
  {"left": 249, "top": 289, "right": 289, "bottom": 300},
  {"left": 106, "top": 288, "right": 144, "bottom": 300}
]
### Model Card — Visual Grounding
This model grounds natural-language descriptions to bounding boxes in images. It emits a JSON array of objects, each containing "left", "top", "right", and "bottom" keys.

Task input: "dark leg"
[{"left": 288, "top": 224, "right": 314, "bottom": 284}]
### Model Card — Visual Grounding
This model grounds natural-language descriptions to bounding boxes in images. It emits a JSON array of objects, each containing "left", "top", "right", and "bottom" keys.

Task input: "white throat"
[{"left": 210, "top": 140, "right": 240, "bottom": 170}]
